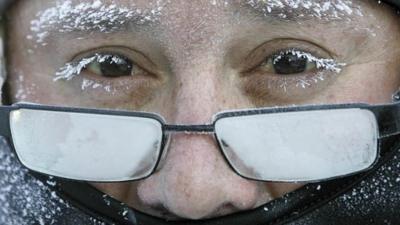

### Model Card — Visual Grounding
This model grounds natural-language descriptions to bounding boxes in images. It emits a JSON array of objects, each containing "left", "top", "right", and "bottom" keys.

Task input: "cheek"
[
  {"left": 8, "top": 76, "right": 69, "bottom": 105},
  {"left": 91, "top": 181, "right": 145, "bottom": 209},
  {"left": 266, "top": 182, "right": 305, "bottom": 198},
  {"left": 311, "top": 61, "right": 400, "bottom": 105},
  {"left": 7, "top": 70, "right": 41, "bottom": 103},
  {"left": 91, "top": 183, "right": 131, "bottom": 200}
]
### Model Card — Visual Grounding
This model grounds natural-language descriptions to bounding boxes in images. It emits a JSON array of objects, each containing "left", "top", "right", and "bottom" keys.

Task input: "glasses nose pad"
[{"left": 155, "top": 134, "right": 171, "bottom": 172}]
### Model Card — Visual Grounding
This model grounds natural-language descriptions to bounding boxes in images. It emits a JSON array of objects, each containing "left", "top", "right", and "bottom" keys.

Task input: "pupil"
[
  {"left": 272, "top": 53, "right": 307, "bottom": 75},
  {"left": 100, "top": 56, "right": 133, "bottom": 77}
]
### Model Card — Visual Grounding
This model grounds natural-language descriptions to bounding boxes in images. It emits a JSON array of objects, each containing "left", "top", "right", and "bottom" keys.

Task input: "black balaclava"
[{"left": 1, "top": 1, "right": 400, "bottom": 225}]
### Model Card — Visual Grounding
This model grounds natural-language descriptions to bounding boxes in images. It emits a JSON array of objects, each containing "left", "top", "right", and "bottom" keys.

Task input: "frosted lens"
[
  {"left": 215, "top": 109, "right": 378, "bottom": 182},
  {"left": 10, "top": 109, "right": 163, "bottom": 182}
]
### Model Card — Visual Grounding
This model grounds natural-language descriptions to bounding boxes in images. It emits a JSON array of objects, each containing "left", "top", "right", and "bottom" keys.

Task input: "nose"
[
  {"left": 137, "top": 134, "right": 263, "bottom": 219},
  {"left": 136, "top": 64, "right": 264, "bottom": 219}
]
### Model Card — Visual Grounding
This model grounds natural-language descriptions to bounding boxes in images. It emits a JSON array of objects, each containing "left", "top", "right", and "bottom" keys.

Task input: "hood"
[{"left": 0, "top": 136, "right": 106, "bottom": 225}]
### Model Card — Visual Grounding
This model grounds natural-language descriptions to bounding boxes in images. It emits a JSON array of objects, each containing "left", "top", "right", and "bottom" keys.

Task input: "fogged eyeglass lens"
[
  {"left": 10, "top": 109, "right": 163, "bottom": 181},
  {"left": 215, "top": 109, "right": 378, "bottom": 182}
]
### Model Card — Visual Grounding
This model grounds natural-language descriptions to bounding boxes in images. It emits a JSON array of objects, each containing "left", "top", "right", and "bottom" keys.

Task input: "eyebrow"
[
  {"left": 29, "top": 1, "right": 162, "bottom": 45},
  {"left": 243, "top": 0, "right": 363, "bottom": 23}
]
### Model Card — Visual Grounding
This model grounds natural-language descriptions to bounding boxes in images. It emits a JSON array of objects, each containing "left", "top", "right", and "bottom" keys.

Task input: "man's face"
[{"left": 5, "top": 0, "right": 400, "bottom": 220}]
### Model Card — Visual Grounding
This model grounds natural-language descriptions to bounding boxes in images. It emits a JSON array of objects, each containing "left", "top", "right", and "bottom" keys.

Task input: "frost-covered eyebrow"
[
  {"left": 243, "top": 0, "right": 363, "bottom": 22},
  {"left": 29, "top": 1, "right": 162, "bottom": 45}
]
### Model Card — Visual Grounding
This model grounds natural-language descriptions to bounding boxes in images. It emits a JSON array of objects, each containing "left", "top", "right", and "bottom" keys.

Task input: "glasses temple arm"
[
  {"left": 0, "top": 106, "right": 14, "bottom": 139},
  {"left": 370, "top": 103, "right": 400, "bottom": 138}
]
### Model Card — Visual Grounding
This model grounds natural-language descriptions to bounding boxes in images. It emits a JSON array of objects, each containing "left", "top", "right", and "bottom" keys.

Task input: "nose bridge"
[{"left": 172, "top": 62, "right": 221, "bottom": 124}]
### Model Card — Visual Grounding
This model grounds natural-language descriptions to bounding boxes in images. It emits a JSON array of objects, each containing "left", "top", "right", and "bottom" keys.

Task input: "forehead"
[
  {"left": 14, "top": 0, "right": 370, "bottom": 48},
  {"left": 15, "top": 0, "right": 367, "bottom": 25},
  {"left": 9, "top": 0, "right": 384, "bottom": 67}
]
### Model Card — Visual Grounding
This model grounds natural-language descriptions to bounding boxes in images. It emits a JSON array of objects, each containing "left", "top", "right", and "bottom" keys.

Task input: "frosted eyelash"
[
  {"left": 54, "top": 54, "right": 124, "bottom": 81},
  {"left": 272, "top": 49, "right": 346, "bottom": 73}
]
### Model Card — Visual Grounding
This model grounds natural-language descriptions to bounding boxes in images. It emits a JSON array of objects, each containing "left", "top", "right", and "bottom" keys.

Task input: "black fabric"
[
  {"left": 0, "top": 0, "right": 11, "bottom": 15},
  {"left": 384, "top": 0, "right": 400, "bottom": 8}
]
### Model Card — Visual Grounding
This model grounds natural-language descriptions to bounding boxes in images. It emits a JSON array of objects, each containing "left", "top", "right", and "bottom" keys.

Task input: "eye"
[
  {"left": 55, "top": 52, "right": 149, "bottom": 81},
  {"left": 85, "top": 54, "right": 134, "bottom": 78},
  {"left": 262, "top": 50, "right": 317, "bottom": 75},
  {"left": 53, "top": 48, "right": 163, "bottom": 107}
]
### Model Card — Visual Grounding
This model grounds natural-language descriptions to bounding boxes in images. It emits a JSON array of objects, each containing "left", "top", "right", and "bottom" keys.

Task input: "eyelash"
[
  {"left": 54, "top": 53, "right": 122, "bottom": 81},
  {"left": 270, "top": 48, "right": 346, "bottom": 73}
]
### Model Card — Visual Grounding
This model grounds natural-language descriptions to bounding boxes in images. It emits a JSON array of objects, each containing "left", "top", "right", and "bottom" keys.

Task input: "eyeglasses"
[{"left": 0, "top": 102, "right": 398, "bottom": 183}]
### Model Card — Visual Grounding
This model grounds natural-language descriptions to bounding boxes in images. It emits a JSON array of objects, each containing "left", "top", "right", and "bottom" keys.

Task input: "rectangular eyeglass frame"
[{"left": 0, "top": 102, "right": 399, "bottom": 183}]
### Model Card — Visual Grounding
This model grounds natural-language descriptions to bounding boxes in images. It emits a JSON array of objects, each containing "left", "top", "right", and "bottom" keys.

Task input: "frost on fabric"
[
  {"left": 246, "top": 0, "right": 363, "bottom": 21},
  {"left": 290, "top": 148, "right": 400, "bottom": 225},
  {"left": 0, "top": 138, "right": 104, "bottom": 225},
  {"left": 337, "top": 153, "right": 400, "bottom": 216},
  {"left": 29, "top": 0, "right": 164, "bottom": 46}
]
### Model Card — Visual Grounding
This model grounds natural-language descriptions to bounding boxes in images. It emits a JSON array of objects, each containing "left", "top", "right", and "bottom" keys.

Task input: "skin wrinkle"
[{"left": 5, "top": 0, "right": 400, "bottom": 221}]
